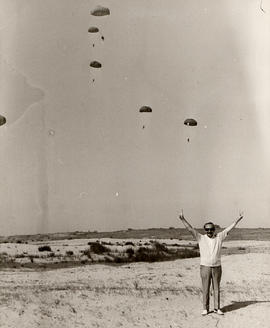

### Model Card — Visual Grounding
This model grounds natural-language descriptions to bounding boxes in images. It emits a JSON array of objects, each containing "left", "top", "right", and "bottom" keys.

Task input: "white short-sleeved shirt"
[{"left": 195, "top": 230, "right": 228, "bottom": 267}]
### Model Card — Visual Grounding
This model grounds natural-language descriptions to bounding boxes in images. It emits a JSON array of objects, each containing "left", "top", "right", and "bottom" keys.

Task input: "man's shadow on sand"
[{"left": 221, "top": 300, "right": 270, "bottom": 313}]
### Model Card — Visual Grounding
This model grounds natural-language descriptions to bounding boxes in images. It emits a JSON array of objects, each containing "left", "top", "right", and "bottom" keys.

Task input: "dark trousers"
[{"left": 200, "top": 265, "right": 222, "bottom": 310}]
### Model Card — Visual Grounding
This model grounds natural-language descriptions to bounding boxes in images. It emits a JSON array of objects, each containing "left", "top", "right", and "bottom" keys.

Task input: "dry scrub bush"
[
  {"left": 38, "top": 245, "right": 52, "bottom": 252},
  {"left": 90, "top": 242, "right": 109, "bottom": 254}
]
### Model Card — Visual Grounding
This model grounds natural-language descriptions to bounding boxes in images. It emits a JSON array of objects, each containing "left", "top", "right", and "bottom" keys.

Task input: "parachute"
[
  {"left": 184, "top": 118, "right": 197, "bottom": 143},
  {"left": 139, "top": 106, "right": 152, "bottom": 113},
  {"left": 88, "top": 26, "right": 99, "bottom": 33},
  {"left": 91, "top": 6, "right": 110, "bottom": 16},
  {"left": 90, "top": 61, "right": 102, "bottom": 68},
  {"left": 184, "top": 118, "right": 197, "bottom": 126},
  {"left": 0, "top": 115, "right": 6, "bottom": 126},
  {"left": 139, "top": 106, "right": 152, "bottom": 129}
]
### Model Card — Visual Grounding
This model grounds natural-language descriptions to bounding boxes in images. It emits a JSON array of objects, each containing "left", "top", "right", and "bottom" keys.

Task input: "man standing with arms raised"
[{"left": 178, "top": 210, "right": 244, "bottom": 315}]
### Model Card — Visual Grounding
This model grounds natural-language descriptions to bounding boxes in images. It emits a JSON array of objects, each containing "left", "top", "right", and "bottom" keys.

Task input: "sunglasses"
[{"left": 205, "top": 228, "right": 215, "bottom": 232}]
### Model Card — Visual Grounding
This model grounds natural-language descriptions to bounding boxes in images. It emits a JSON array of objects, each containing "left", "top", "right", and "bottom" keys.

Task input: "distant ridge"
[{"left": 0, "top": 228, "right": 269, "bottom": 242}]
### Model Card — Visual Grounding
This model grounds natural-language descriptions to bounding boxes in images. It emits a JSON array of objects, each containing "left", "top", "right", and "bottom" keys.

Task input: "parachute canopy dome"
[
  {"left": 184, "top": 118, "right": 197, "bottom": 126},
  {"left": 90, "top": 61, "right": 102, "bottom": 68},
  {"left": 139, "top": 106, "right": 152, "bottom": 113},
  {"left": 91, "top": 6, "right": 110, "bottom": 16},
  {"left": 0, "top": 115, "right": 6, "bottom": 126},
  {"left": 88, "top": 26, "right": 99, "bottom": 33}
]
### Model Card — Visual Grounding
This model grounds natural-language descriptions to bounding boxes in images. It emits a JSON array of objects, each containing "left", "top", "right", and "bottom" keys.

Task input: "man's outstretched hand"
[
  {"left": 239, "top": 211, "right": 244, "bottom": 220},
  {"left": 179, "top": 209, "right": 185, "bottom": 220}
]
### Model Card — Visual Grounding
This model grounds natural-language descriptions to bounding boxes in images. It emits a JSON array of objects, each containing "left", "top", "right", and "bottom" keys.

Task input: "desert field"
[{"left": 0, "top": 232, "right": 269, "bottom": 327}]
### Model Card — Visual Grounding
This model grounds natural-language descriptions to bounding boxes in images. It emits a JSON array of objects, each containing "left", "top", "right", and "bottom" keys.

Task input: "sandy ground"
[{"left": 0, "top": 241, "right": 269, "bottom": 327}]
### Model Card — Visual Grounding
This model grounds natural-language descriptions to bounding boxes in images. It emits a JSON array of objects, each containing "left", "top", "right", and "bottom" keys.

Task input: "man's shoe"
[
  {"left": 201, "top": 310, "right": 208, "bottom": 316},
  {"left": 214, "top": 309, "right": 224, "bottom": 315}
]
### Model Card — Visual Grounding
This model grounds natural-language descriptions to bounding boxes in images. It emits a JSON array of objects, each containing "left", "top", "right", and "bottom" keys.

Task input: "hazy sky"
[{"left": 0, "top": 0, "right": 269, "bottom": 235}]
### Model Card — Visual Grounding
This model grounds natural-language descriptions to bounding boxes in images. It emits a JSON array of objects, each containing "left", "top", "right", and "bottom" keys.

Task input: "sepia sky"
[{"left": 0, "top": 0, "right": 269, "bottom": 235}]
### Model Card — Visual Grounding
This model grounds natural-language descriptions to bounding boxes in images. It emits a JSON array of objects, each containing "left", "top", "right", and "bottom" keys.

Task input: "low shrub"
[
  {"left": 83, "top": 248, "right": 91, "bottom": 258},
  {"left": 15, "top": 254, "right": 27, "bottom": 258},
  {"left": 101, "top": 241, "right": 113, "bottom": 246},
  {"left": 153, "top": 241, "right": 168, "bottom": 252},
  {"left": 134, "top": 248, "right": 163, "bottom": 262},
  {"left": 174, "top": 248, "right": 200, "bottom": 259},
  {"left": 125, "top": 241, "right": 135, "bottom": 246},
  {"left": 66, "top": 250, "right": 74, "bottom": 256},
  {"left": 38, "top": 245, "right": 52, "bottom": 252},
  {"left": 90, "top": 242, "right": 109, "bottom": 254},
  {"left": 0, "top": 252, "right": 8, "bottom": 257},
  {"left": 126, "top": 248, "right": 135, "bottom": 258},
  {"left": 113, "top": 256, "right": 125, "bottom": 263}
]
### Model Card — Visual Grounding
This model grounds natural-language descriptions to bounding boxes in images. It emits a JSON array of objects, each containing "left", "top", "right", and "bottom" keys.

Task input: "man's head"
[{"left": 204, "top": 222, "right": 215, "bottom": 238}]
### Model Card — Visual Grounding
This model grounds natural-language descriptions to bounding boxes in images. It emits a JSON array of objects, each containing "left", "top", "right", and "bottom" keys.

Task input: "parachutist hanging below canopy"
[
  {"left": 184, "top": 118, "right": 197, "bottom": 143},
  {"left": 139, "top": 106, "right": 152, "bottom": 129},
  {"left": 91, "top": 6, "right": 110, "bottom": 16}
]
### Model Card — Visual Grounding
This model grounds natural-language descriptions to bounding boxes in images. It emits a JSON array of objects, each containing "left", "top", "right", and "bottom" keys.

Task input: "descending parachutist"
[
  {"left": 93, "top": 44, "right": 95, "bottom": 47},
  {"left": 139, "top": 106, "right": 152, "bottom": 131},
  {"left": 187, "top": 138, "right": 190, "bottom": 142},
  {"left": 101, "top": 36, "right": 104, "bottom": 41}
]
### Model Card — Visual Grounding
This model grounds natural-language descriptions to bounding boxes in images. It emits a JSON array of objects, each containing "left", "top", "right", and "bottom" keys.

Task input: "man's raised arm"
[
  {"left": 178, "top": 210, "right": 199, "bottom": 240},
  {"left": 222, "top": 211, "right": 244, "bottom": 236}
]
